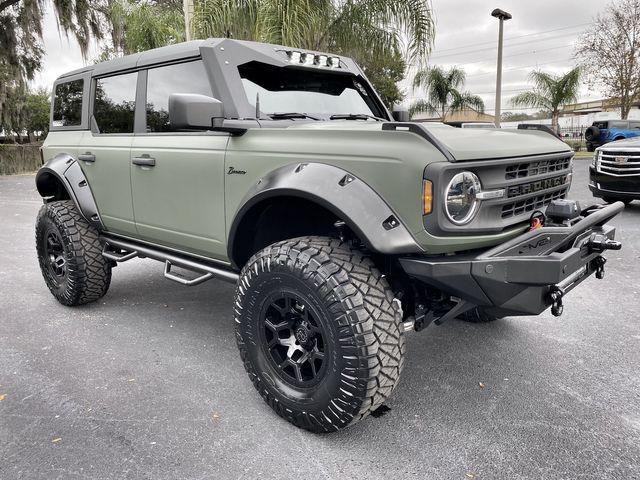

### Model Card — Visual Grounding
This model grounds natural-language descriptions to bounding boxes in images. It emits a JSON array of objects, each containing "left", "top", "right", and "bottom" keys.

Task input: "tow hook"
[
  {"left": 594, "top": 256, "right": 606, "bottom": 280},
  {"left": 548, "top": 286, "right": 565, "bottom": 317},
  {"left": 587, "top": 233, "right": 622, "bottom": 252}
]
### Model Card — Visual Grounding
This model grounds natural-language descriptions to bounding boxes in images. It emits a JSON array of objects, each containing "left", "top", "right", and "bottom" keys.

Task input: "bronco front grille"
[
  {"left": 597, "top": 150, "right": 640, "bottom": 177},
  {"left": 423, "top": 151, "right": 574, "bottom": 235},
  {"left": 501, "top": 187, "right": 568, "bottom": 218},
  {"left": 505, "top": 156, "right": 571, "bottom": 179}
]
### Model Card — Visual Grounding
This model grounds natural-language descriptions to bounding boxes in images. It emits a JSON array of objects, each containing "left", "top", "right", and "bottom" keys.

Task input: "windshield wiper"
[
  {"left": 329, "top": 113, "right": 384, "bottom": 121},
  {"left": 269, "top": 112, "right": 321, "bottom": 121}
]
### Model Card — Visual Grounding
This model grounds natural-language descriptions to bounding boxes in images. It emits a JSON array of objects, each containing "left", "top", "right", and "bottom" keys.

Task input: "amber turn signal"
[{"left": 423, "top": 180, "right": 433, "bottom": 215}]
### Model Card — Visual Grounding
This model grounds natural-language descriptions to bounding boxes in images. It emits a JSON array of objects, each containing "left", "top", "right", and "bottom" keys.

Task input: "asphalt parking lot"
[{"left": 1, "top": 158, "right": 639, "bottom": 479}]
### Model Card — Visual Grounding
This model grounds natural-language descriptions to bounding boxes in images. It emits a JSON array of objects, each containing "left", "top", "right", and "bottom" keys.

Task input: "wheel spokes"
[{"left": 262, "top": 293, "right": 327, "bottom": 385}]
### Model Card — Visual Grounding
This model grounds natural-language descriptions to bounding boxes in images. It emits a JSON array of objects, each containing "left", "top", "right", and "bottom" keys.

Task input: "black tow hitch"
[
  {"left": 548, "top": 286, "right": 565, "bottom": 317},
  {"left": 593, "top": 256, "right": 607, "bottom": 280},
  {"left": 587, "top": 233, "right": 622, "bottom": 253}
]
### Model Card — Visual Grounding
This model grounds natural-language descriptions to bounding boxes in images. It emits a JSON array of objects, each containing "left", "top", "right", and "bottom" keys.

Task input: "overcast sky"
[{"left": 34, "top": 0, "right": 608, "bottom": 113}]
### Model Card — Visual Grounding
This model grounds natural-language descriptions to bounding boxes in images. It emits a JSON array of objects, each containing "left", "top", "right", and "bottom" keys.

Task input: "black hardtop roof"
[{"left": 56, "top": 38, "right": 349, "bottom": 81}]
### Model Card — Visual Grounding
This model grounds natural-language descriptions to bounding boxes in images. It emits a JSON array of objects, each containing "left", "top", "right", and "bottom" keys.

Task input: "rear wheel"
[
  {"left": 234, "top": 236, "right": 405, "bottom": 432},
  {"left": 36, "top": 200, "right": 111, "bottom": 306}
]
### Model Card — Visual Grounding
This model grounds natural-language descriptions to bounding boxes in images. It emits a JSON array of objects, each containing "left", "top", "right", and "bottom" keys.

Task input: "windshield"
[{"left": 238, "top": 61, "right": 386, "bottom": 119}]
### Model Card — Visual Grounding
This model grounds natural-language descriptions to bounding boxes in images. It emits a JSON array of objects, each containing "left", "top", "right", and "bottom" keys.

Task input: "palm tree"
[
  {"left": 409, "top": 66, "right": 485, "bottom": 120},
  {"left": 511, "top": 68, "right": 580, "bottom": 132},
  {"left": 191, "top": 0, "right": 435, "bottom": 98}
]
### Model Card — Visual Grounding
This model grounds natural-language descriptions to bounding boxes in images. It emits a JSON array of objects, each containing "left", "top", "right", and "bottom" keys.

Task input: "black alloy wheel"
[
  {"left": 42, "top": 227, "right": 67, "bottom": 285},
  {"left": 260, "top": 292, "right": 327, "bottom": 387}
]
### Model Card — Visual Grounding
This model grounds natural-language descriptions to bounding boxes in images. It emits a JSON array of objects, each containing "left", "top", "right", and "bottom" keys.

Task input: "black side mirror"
[
  {"left": 392, "top": 106, "right": 410, "bottom": 123},
  {"left": 169, "top": 93, "right": 224, "bottom": 130}
]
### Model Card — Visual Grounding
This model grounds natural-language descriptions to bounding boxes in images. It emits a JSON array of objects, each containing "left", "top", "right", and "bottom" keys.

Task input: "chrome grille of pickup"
[
  {"left": 597, "top": 150, "right": 640, "bottom": 177},
  {"left": 505, "top": 156, "right": 571, "bottom": 179}
]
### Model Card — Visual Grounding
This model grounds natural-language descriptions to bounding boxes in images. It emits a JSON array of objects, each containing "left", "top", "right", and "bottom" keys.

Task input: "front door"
[{"left": 130, "top": 60, "right": 229, "bottom": 261}]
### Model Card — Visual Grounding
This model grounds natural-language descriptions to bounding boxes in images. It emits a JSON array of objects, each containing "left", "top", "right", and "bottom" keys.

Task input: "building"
[{"left": 411, "top": 108, "right": 496, "bottom": 124}]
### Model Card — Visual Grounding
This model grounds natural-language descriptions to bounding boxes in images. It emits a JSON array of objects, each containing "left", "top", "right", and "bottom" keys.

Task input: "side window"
[
  {"left": 146, "top": 60, "right": 212, "bottom": 132},
  {"left": 93, "top": 72, "right": 137, "bottom": 134},
  {"left": 630, "top": 121, "right": 640, "bottom": 129},
  {"left": 52, "top": 79, "right": 84, "bottom": 127}
]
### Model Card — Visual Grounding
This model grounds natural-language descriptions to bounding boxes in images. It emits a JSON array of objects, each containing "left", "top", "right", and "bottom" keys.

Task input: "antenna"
[{"left": 255, "top": 92, "right": 261, "bottom": 119}]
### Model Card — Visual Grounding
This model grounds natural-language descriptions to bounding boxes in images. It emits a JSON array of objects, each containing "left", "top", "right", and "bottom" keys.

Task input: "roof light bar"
[{"left": 286, "top": 51, "right": 340, "bottom": 68}]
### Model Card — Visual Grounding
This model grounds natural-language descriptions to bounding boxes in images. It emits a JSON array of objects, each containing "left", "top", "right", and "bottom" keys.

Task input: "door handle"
[
  {"left": 78, "top": 153, "right": 95, "bottom": 163},
  {"left": 132, "top": 156, "right": 156, "bottom": 167}
]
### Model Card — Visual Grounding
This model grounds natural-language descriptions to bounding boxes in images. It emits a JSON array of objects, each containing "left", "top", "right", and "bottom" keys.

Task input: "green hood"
[{"left": 288, "top": 121, "right": 571, "bottom": 161}]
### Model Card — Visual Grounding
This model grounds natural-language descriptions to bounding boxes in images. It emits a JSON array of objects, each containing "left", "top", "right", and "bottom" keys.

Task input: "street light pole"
[{"left": 491, "top": 8, "right": 512, "bottom": 128}]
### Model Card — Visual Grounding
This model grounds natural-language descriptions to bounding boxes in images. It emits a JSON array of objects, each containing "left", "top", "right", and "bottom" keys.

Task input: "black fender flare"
[
  {"left": 227, "top": 162, "right": 423, "bottom": 267},
  {"left": 35, "top": 153, "right": 104, "bottom": 230}
]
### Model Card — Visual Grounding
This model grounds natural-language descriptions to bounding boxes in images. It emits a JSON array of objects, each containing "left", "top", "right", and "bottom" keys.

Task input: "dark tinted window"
[
  {"left": 52, "top": 79, "right": 84, "bottom": 127},
  {"left": 238, "top": 61, "right": 385, "bottom": 119},
  {"left": 146, "top": 60, "right": 212, "bottom": 132},
  {"left": 94, "top": 72, "right": 137, "bottom": 134}
]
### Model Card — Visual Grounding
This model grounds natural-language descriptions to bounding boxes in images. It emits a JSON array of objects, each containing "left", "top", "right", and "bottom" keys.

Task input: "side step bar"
[{"left": 102, "top": 236, "right": 239, "bottom": 285}]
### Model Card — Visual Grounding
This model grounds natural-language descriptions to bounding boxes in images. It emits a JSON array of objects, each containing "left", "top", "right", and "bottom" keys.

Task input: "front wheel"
[
  {"left": 36, "top": 200, "right": 111, "bottom": 306},
  {"left": 234, "top": 236, "right": 405, "bottom": 432}
]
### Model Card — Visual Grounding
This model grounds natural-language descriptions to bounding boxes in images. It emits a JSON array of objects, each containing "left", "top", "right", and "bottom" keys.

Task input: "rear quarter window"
[{"left": 52, "top": 79, "right": 84, "bottom": 127}]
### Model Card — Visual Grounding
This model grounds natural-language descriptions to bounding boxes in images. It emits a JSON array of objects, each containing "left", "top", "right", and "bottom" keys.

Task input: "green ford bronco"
[{"left": 36, "top": 38, "right": 623, "bottom": 432}]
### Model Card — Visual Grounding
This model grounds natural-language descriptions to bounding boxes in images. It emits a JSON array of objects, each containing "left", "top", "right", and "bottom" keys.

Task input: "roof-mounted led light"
[
  {"left": 316, "top": 55, "right": 328, "bottom": 66},
  {"left": 302, "top": 53, "right": 315, "bottom": 65},
  {"left": 288, "top": 51, "right": 301, "bottom": 63},
  {"left": 328, "top": 56, "right": 340, "bottom": 68}
]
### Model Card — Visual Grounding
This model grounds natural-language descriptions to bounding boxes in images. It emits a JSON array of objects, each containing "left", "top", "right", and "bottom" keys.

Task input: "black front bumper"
[
  {"left": 400, "top": 202, "right": 624, "bottom": 317},
  {"left": 589, "top": 165, "right": 640, "bottom": 200}
]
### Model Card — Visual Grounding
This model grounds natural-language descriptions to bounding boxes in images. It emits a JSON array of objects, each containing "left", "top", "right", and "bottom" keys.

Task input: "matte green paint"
[
  {"left": 130, "top": 133, "right": 229, "bottom": 259},
  {"left": 43, "top": 120, "right": 570, "bottom": 263}
]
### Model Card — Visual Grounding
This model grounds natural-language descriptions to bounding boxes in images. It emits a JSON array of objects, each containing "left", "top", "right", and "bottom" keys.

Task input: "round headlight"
[{"left": 445, "top": 171, "right": 481, "bottom": 225}]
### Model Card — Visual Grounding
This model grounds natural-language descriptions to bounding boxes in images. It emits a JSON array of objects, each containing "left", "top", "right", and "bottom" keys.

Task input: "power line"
[
  {"left": 429, "top": 23, "right": 589, "bottom": 55},
  {"left": 409, "top": 45, "right": 572, "bottom": 69},
  {"left": 428, "top": 32, "right": 580, "bottom": 60},
  {"left": 463, "top": 57, "right": 577, "bottom": 78}
]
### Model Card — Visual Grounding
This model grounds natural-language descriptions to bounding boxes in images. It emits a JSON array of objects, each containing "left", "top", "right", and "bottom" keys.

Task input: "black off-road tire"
[
  {"left": 234, "top": 236, "right": 405, "bottom": 432},
  {"left": 36, "top": 200, "right": 111, "bottom": 306},
  {"left": 458, "top": 307, "right": 501, "bottom": 323}
]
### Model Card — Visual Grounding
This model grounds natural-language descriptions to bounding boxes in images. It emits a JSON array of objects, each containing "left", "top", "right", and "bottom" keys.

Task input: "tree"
[
  {"left": 576, "top": 0, "right": 640, "bottom": 119},
  {"left": 409, "top": 66, "right": 484, "bottom": 120},
  {"left": 190, "top": 0, "right": 435, "bottom": 107},
  {"left": 23, "top": 88, "right": 50, "bottom": 140},
  {"left": 360, "top": 49, "right": 406, "bottom": 108},
  {"left": 0, "top": 0, "right": 106, "bottom": 133},
  {"left": 510, "top": 68, "right": 580, "bottom": 131},
  {"left": 106, "top": 0, "right": 185, "bottom": 56},
  {"left": 501, "top": 110, "right": 550, "bottom": 122}
]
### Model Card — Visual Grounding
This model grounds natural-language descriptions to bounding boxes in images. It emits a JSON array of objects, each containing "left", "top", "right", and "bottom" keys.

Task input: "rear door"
[
  {"left": 78, "top": 72, "right": 138, "bottom": 235},
  {"left": 130, "top": 59, "right": 229, "bottom": 260}
]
